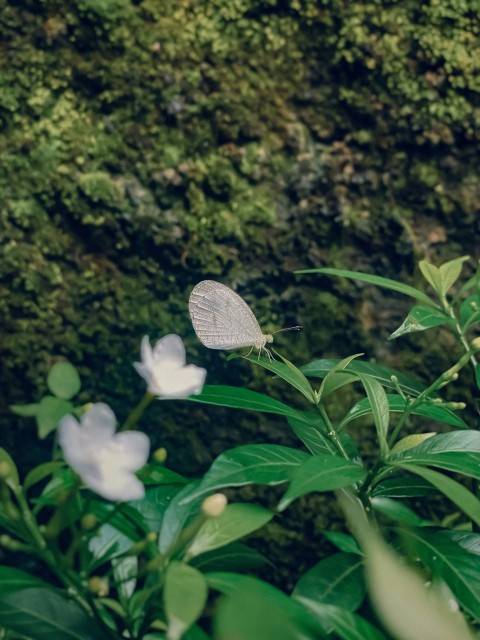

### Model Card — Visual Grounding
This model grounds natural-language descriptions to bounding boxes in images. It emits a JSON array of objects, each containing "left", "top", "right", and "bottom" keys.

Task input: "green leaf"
[
  {"left": 371, "top": 497, "right": 432, "bottom": 527},
  {"left": 9, "top": 403, "right": 40, "bottom": 417},
  {"left": 184, "top": 385, "right": 301, "bottom": 421},
  {"left": 420, "top": 256, "right": 469, "bottom": 299},
  {"left": 179, "top": 444, "right": 309, "bottom": 505},
  {"left": 288, "top": 414, "right": 337, "bottom": 456},
  {"left": 391, "top": 463, "right": 480, "bottom": 527},
  {"left": 438, "top": 256, "right": 470, "bottom": 296},
  {"left": 301, "top": 359, "right": 426, "bottom": 397},
  {"left": 136, "top": 463, "right": 188, "bottom": 486},
  {"left": 0, "top": 566, "right": 109, "bottom": 640},
  {"left": 356, "top": 375, "right": 389, "bottom": 456},
  {"left": 24, "top": 462, "right": 65, "bottom": 491},
  {"left": 317, "top": 354, "right": 364, "bottom": 401},
  {"left": 236, "top": 353, "right": 316, "bottom": 403},
  {"left": 47, "top": 362, "right": 81, "bottom": 399},
  {"left": 130, "top": 485, "right": 184, "bottom": 534},
  {"left": 400, "top": 529, "right": 480, "bottom": 623},
  {"left": 419, "top": 260, "right": 443, "bottom": 296},
  {"left": 371, "top": 475, "right": 438, "bottom": 498},
  {"left": 295, "top": 267, "right": 436, "bottom": 306},
  {"left": 191, "top": 542, "right": 272, "bottom": 573},
  {"left": 36, "top": 395, "right": 73, "bottom": 439},
  {"left": 390, "top": 433, "right": 436, "bottom": 455},
  {"left": 297, "top": 599, "right": 387, "bottom": 640},
  {"left": 338, "top": 493, "right": 474, "bottom": 640},
  {"left": 459, "top": 293, "right": 480, "bottom": 329},
  {"left": 164, "top": 562, "right": 208, "bottom": 640},
  {"left": 389, "top": 306, "right": 451, "bottom": 340},
  {"left": 293, "top": 553, "right": 366, "bottom": 612},
  {"left": 0, "top": 448, "right": 19, "bottom": 490},
  {"left": 88, "top": 523, "right": 135, "bottom": 570},
  {"left": 341, "top": 395, "right": 469, "bottom": 430},
  {"left": 475, "top": 364, "right": 480, "bottom": 391},
  {"left": 158, "top": 481, "right": 202, "bottom": 554},
  {"left": 215, "top": 576, "right": 326, "bottom": 640},
  {"left": 323, "top": 531, "right": 362, "bottom": 555},
  {"left": 206, "top": 571, "right": 245, "bottom": 595},
  {"left": 389, "top": 431, "right": 480, "bottom": 479},
  {"left": 186, "top": 504, "right": 273, "bottom": 559},
  {"left": 112, "top": 555, "right": 137, "bottom": 602},
  {"left": 278, "top": 456, "right": 366, "bottom": 511}
]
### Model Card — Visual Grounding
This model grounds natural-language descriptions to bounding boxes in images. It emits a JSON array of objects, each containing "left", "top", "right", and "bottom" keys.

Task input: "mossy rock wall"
[{"left": 1, "top": 1, "right": 479, "bottom": 577}]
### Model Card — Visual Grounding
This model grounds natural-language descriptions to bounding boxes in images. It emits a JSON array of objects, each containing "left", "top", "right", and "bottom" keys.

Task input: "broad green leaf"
[
  {"left": 235, "top": 353, "right": 316, "bottom": 403},
  {"left": 341, "top": 394, "right": 469, "bottom": 430},
  {"left": 475, "top": 364, "right": 480, "bottom": 391},
  {"left": 317, "top": 354, "right": 364, "bottom": 402},
  {"left": 446, "top": 531, "right": 480, "bottom": 556},
  {"left": 0, "top": 566, "right": 109, "bottom": 640},
  {"left": 371, "top": 475, "right": 438, "bottom": 498},
  {"left": 356, "top": 375, "right": 389, "bottom": 456},
  {"left": 88, "top": 523, "right": 134, "bottom": 570},
  {"left": 301, "top": 359, "right": 426, "bottom": 397},
  {"left": 323, "top": 531, "right": 362, "bottom": 555},
  {"left": 295, "top": 267, "right": 436, "bottom": 306},
  {"left": 112, "top": 555, "right": 137, "bottom": 602},
  {"left": 131, "top": 485, "right": 184, "bottom": 534},
  {"left": 338, "top": 492, "right": 474, "bottom": 640},
  {"left": 9, "top": 403, "right": 40, "bottom": 417},
  {"left": 400, "top": 529, "right": 480, "bottom": 623},
  {"left": 185, "top": 504, "right": 273, "bottom": 559},
  {"left": 0, "top": 448, "right": 19, "bottom": 490},
  {"left": 389, "top": 431, "right": 480, "bottom": 479},
  {"left": 438, "top": 256, "right": 470, "bottom": 296},
  {"left": 158, "top": 481, "right": 202, "bottom": 554},
  {"left": 136, "top": 463, "right": 188, "bottom": 486},
  {"left": 419, "top": 260, "right": 442, "bottom": 294},
  {"left": 24, "top": 462, "right": 65, "bottom": 491},
  {"left": 164, "top": 562, "right": 208, "bottom": 640},
  {"left": 391, "top": 463, "right": 480, "bottom": 527},
  {"left": 390, "top": 433, "right": 436, "bottom": 455},
  {"left": 389, "top": 306, "right": 451, "bottom": 340},
  {"left": 371, "top": 497, "right": 432, "bottom": 527},
  {"left": 184, "top": 385, "right": 301, "bottom": 421},
  {"left": 460, "top": 294, "right": 480, "bottom": 329},
  {"left": 288, "top": 414, "right": 337, "bottom": 456},
  {"left": 47, "top": 362, "right": 81, "bottom": 399},
  {"left": 215, "top": 576, "right": 326, "bottom": 640},
  {"left": 206, "top": 571, "right": 245, "bottom": 595},
  {"left": 191, "top": 542, "right": 272, "bottom": 573},
  {"left": 36, "top": 395, "right": 73, "bottom": 439},
  {"left": 297, "top": 599, "right": 387, "bottom": 640},
  {"left": 293, "top": 552, "right": 366, "bottom": 612},
  {"left": 278, "top": 456, "right": 366, "bottom": 511},
  {"left": 89, "top": 500, "right": 148, "bottom": 542},
  {"left": 179, "top": 444, "right": 309, "bottom": 505}
]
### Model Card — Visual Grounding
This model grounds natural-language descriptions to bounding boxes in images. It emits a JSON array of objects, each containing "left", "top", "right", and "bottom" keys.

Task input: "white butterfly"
[{"left": 189, "top": 280, "right": 300, "bottom": 359}]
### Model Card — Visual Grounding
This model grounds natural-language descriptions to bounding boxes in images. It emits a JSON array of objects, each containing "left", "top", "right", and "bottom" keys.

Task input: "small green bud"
[
  {"left": 471, "top": 337, "right": 480, "bottom": 352},
  {"left": 153, "top": 447, "right": 167, "bottom": 464},
  {"left": 81, "top": 514, "right": 97, "bottom": 531},
  {"left": 442, "top": 402, "right": 466, "bottom": 411},
  {"left": 88, "top": 576, "right": 109, "bottom": 597}
]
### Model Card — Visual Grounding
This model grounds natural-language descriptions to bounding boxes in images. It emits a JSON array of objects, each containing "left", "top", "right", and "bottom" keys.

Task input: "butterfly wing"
[{"left": 189, "top": 280, "right": 264, "bottom": 350}]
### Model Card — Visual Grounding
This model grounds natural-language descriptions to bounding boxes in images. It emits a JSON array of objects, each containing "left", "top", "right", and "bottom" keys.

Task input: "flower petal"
[
  {"left": 113, "top": 432, "right": 150, "bottom": 470},
  {"left": 154, "top": 364, "right": 207, "bottom": 398},
  {"left": 151, "top": 334, "right": 186, "bottom": 368},
  {"left": 82, "top": 403, "right": 116, "bottom": 440}
]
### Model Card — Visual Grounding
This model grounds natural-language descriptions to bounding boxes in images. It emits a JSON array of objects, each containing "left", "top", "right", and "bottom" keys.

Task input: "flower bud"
[
  {"left": 202, "top": 493, "right": 228, "bottom": 517},
  {"left": 471, "top": 337, "right": 480, "bottom": 352},
  {"left": 88, "top": 576, "right": 109, "bottom": 597},
  {"left": 442, "top": 402, "right": 466, "bottom": 411},
  {"left": 153, "top": 447, "right": 167, "bottom": 464},
  {"left": 81, "top": 513, "right": 97, "bottom": 531}
]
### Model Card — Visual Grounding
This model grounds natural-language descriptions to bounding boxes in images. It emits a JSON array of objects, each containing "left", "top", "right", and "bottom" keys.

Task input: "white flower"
[
  {"left": 134, "top": 335, "right": 206, "bottom": 398},
  {"left": 58, "top": 403, "right": 149, "bottom": 502}
]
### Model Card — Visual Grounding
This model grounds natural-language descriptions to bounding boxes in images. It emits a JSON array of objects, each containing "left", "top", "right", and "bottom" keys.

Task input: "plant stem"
[
  {"left": 120, "top": 391, "right": 154, "bottom": 431},
  {"left": 316, "top": 404, "right": 350, "bottom": 460}
]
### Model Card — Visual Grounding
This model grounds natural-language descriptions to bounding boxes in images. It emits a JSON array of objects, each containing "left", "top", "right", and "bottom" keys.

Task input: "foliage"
[{"left": 2, "top": 257, "right": 480, "bottom": 639}]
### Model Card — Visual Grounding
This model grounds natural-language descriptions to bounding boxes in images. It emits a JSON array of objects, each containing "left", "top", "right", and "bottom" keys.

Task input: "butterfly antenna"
[{"left": 272, "top": 325, "right": 302, "bottom": 335}]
